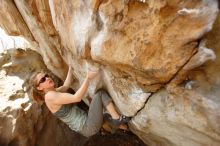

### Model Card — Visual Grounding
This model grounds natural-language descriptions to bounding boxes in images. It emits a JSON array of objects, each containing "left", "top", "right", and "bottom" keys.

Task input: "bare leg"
[
  {"left": 105, "top": 102, "right": 128, "bottom": 130},
  {"left": 95, "top": 90, "right": 129, "bottom": 130},
  {"left": 105, "top": 102, "right": 120, "bottom": 119}
]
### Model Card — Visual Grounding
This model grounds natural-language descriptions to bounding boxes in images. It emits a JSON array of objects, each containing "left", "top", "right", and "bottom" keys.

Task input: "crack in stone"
[{"left": 131, "top": 41, "right": 201, "bottom": 118}]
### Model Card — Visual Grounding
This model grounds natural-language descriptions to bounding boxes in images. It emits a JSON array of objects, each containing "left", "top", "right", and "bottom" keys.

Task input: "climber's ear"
[{"left": 37, "top": 85, "right": 43, "bottom": 91}]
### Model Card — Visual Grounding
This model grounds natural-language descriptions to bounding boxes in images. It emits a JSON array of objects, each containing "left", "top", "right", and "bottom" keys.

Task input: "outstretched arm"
[{"left": 47, "top": 70, "right": 99, "bottom": 105}]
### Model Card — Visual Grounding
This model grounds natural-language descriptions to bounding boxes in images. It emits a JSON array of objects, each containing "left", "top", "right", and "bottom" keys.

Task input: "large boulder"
[
  {"left": 0, "top": 0, "right": 219, "bottom": 146},
  {"left": 130, "top": 9, "right": 220, "bottom": 146}
]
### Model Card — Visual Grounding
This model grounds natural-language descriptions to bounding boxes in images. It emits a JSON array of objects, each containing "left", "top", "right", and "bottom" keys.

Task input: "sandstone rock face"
[
  {"left": 130, "top": 8, "right": 220, "bottom": 146},
  {"left": 0, "top": 0, "right": 220, "bottom": 146}
]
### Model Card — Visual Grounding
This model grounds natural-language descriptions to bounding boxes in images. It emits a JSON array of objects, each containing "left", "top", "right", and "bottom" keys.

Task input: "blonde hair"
[{"left": 29, "top": 71, "right": 46, "bottom": 102}]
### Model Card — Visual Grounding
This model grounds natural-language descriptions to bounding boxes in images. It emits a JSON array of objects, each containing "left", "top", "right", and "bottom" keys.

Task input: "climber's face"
[{"left": 36, "top": 73, "right": 55, "bottom": 91}]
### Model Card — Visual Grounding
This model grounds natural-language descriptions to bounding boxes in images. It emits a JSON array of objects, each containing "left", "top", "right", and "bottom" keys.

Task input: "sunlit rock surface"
[
  {"left": 0, "top": 0, "right": 220, "bottom": 146},
  {"left": 130, "top": 9, "right": 220, "bottom": 146}
]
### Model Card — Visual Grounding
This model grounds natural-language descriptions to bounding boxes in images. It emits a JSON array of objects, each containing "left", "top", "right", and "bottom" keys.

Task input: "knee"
[
  {"left": 98, "top": 89, "right": 110, "bottom": 97},
  {"left": 96, "top": 89, "right": 107, "bottom": 94},
  {"left": 94, "top": 89, "right": 107, "bottom": 98},
  {"left": 93, "top": 90, "right": 102, "bottom": 99}
]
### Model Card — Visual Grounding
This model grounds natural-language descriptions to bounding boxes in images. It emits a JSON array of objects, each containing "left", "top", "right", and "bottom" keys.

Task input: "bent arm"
[
  {"left": 48, "top": 77, "right": 91, "bottom": 105},
  {"left": 49, "top": 70, "right": 99, "bottom": 105}
]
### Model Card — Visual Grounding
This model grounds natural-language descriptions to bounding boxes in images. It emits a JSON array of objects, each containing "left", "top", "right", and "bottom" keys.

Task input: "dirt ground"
[{"left": 84, "top": 129, "right": 147, "bottom": 146}]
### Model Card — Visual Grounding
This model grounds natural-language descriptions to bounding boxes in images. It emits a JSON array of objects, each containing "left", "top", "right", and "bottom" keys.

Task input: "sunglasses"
[{"left": 37, "top": 74, "right": 49, "bottom": 86}]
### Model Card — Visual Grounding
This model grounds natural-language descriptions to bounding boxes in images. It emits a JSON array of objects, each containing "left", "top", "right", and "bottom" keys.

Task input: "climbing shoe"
[
  {"left": 111, "top": 115, "right": 131, "bottom": 127},
  {"left": 103, "top": 113, "right": 131, "bottom": 133}
]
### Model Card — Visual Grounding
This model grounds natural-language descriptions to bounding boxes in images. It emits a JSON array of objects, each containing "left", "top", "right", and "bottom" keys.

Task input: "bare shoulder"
[
  {"left": 44, "top": 91, "right": 62, "bottom": 113},
  {"left": 45, "top": 91, "right": 58, "bottom": 102}
]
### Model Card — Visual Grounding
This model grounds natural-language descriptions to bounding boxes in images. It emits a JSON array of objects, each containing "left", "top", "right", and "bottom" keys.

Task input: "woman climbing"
[{"left": 29, "top": 66, "right": 130, "bottom": 137}]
